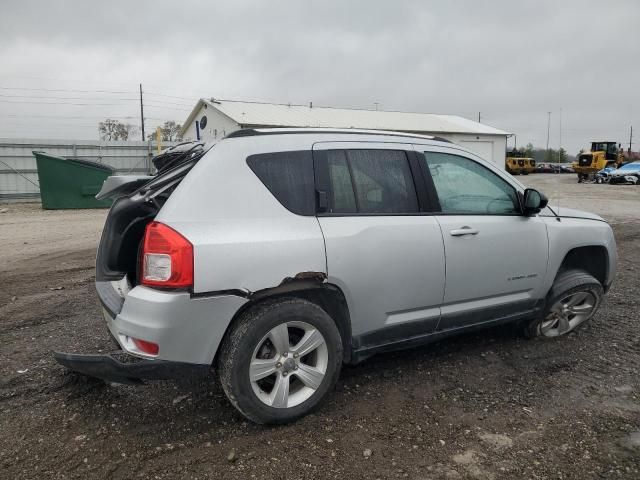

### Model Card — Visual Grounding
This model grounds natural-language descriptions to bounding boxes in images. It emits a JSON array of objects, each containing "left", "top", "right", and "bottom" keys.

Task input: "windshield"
[
  {"left": 620, "top": 163, "right": 640, "bottom": 170},
  {"left": 592, "top": 143, "right": 617, "bottom": 154}
]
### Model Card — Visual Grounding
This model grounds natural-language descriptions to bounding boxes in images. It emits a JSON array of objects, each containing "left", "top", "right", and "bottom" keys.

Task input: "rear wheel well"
[
  {"left": 556, "top": 246, "right": 608, "bottom": 287},
  {"left": 219, "top": 284, "right": 353, "bottom": 365}
]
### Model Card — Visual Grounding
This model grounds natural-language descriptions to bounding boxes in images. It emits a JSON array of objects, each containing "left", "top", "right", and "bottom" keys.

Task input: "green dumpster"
[{"left": 33, "top": 151, "right": 114, "bottom": 209}]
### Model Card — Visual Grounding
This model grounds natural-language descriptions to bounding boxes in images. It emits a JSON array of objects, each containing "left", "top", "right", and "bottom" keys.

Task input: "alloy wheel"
[
  {"left": 540, "top": 290, "right": 597, "bottom": 337},
  {"left": 249, "top": 321, "right": 328, "bottom": 408}
]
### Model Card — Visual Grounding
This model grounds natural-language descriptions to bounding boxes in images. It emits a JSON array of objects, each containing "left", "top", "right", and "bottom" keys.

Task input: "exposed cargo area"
[{"left": 94, "top": 142, "right": 209, "bottom": 286}]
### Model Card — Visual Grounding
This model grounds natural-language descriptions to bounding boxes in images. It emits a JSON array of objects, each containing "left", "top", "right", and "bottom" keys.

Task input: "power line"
[
  {"left": 0, "top": 99, "right": 136, "bottom": 106},
  {"left": 0, "top": 113, "right": 141, "bottom": 119},
  {"left": 0, "top": 98, "right": 193, "bottom": 110},
  {"left": 145, "top": 91, "right": 200, "bottom": 101},
  {"left": 141, "top": 98, "right": 196, "bottom": 107},
  {"left": 0, "top": 74, "right": 138, "bottom": 88},
  {"left": 144, "top": 103, "right": 192, "bottom": 111},
  {"left": 0, "top": 93, "right": 138, "bottom": 101},
  {"left": 0, "top": 86, "right": 136, "bottom": 94}
]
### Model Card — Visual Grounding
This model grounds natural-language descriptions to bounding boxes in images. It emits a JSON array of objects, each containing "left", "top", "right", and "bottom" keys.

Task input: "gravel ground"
[{"left": 1, "top": 175, "right": 639, "bottom": 479}]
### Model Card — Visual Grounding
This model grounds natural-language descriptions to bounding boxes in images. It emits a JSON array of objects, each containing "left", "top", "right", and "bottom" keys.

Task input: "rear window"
[{"left": 247, "top": 151, "right": 315, "bottom": 216}]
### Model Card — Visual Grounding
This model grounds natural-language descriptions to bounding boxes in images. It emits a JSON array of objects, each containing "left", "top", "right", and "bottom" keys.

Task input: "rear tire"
[
  {"left": 523, "top": 270, "right": 603, "bottom": 339},
  {"left": 218, "top": 298, "right": 343, "bottom": 424}
]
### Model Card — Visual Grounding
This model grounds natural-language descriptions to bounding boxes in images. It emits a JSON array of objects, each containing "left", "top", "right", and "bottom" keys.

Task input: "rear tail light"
[{"left": 141, "top": 222, "right": 193, "bottom": 288}]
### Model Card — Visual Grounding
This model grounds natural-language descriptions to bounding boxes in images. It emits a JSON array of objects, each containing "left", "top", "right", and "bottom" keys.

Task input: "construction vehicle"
[
  {"left": 573, "top": 142, "right": 625, "bottom": 182},
  {"left": 505, "top": 150, "right": 535, "bottom": 175}
]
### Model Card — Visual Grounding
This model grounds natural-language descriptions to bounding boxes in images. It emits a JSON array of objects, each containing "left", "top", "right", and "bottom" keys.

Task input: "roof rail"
[{"left": 224, "top": 127, "right": 451, "bottom": 143}]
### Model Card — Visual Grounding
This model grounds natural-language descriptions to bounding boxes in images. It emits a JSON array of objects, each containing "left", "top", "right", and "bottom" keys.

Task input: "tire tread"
[{"left": 218, "top": 297, "right": 342, "bottom": 424}]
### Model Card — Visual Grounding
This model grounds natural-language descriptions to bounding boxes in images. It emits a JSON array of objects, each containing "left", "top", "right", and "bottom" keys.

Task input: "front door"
[
  {"left": 416, "top": 147, "right": 549, "bottom": 331},
  {"left": 313, "top": 142, "right": 446, "bottom": 349}
]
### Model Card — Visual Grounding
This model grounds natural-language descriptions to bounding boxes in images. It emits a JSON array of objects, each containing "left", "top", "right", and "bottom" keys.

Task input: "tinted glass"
[
  {"left": 346, "top": 150, "right": 418, "bottom": 214},
  {"left": 247, "top": 151, "right": 315, "bottom": 215},
  {"left": 424, "top": 152, "right": 519, "bottom": 214},
  {"left": 327, "top": 150, "right": 357, "bottom": 213}
]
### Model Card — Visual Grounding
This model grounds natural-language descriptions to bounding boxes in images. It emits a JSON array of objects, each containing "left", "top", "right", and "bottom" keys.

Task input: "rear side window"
[
  {"left": 325, "top": 149, "right": 419, "bottom": 214},
  {"left": 326, "top": 150, "right": 357, "bottom": 213},
  {"left": 247, "top": 151, "right": 315, "bottom": 216}
]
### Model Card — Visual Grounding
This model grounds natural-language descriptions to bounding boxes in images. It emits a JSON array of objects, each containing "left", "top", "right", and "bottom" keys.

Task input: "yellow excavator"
[
  {"left": 573, "top": 142, "right": 625, "bottom": 182},
  {"left": 505, "top": 150, "right": 535, "bottom": 175}
]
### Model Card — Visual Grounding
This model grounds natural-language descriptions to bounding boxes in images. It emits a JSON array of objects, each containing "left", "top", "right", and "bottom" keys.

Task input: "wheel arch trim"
[{"left": 211, "top": 280, "right": 354, "bottom": 365}]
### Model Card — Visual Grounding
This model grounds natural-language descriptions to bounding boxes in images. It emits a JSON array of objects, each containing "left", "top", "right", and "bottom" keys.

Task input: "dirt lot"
[{"left": 1, "top": 175, "right": 639, "bottom": 479}]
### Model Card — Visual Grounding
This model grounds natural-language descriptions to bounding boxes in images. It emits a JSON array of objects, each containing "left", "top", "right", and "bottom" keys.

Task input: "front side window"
[
  {"left": 326, "top": 149, "right": 419, "bottom": 214},
  {"left": 424, "top": 152, "right": 520, "bottom": 215}
]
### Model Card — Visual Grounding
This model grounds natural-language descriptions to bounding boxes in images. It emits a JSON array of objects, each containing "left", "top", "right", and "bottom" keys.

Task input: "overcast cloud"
[{"left": 0, "top": 0, "right": 638, "bottom": 154}]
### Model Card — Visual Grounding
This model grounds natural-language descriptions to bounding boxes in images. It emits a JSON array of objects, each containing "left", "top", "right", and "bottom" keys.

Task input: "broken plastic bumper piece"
[{"left": 53, "top": 350, "right": 209, "bottom": 385}]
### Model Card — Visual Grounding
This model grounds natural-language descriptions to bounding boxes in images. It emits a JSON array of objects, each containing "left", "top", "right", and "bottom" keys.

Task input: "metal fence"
[{"left": 0, "top": 138, "right": 179, "bottom": 201}]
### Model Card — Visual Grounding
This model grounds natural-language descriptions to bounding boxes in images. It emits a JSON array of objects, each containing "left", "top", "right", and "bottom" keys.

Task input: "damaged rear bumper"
[{"left": 54, "top": 350, "right": 209, "bottom": 385}]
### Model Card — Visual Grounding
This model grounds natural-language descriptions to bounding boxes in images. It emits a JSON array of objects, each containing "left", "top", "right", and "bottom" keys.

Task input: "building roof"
[{"left": 181, "top": 98, "right": 510, "bottom": 136}]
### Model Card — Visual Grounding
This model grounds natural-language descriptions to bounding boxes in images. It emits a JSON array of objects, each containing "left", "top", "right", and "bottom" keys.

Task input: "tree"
[
  {"left": 558, "top": 147, "right": 568, "bottom": 163},
  {"left": 523, "top": 143, "right": 534, "bottom": 158},
  {"left": 517, "top": 144, "right": 575, "bottom": 164},
  {"left": 99, "top": 119, "right": 137, "bottom": 141},
  {"left": 147, "top": 121, "right": 183, "bottom": 142},
  {"left": 544, "top": 148, "right": 555, "bottom": 163}
]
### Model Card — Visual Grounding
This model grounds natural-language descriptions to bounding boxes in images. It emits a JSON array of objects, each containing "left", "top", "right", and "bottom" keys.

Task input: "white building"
[{"left": 181, "top": 99, "right": 510, "bottom": 166}]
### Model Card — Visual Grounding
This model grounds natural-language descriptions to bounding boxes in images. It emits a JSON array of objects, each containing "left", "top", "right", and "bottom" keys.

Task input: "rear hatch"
[{"left": 95, "top": 142, "right": 211, "bottom": 315}]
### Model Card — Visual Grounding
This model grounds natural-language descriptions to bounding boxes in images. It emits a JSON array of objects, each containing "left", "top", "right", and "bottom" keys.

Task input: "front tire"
[
  {"left": 218, "top": 298, "right": 343, "bottom": 424},
  {"left": 524, "top": 270, "right": 603, "bottom": 338}
]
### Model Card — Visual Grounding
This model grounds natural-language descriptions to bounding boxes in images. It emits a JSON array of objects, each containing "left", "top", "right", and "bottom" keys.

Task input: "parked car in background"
[
  {"left": 55, "top": 128, "right": 618, "bottom": 424},
  {"left": 595, "top": 166, "right": 616, "bottom": 184},
  {"left": 608, "top": 161, "right": 640, "bottom": 185},
  {"left": 536, "top": 163, "right": 560, "bottom": 173},
  {"left": 559, "top": 164, "right": 574, "bottom": 174}
]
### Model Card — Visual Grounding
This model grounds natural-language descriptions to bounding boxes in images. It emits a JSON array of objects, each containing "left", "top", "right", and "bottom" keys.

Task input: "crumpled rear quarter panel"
[{"left": 155, "top": 139, "right": 327, "bottom": 294}]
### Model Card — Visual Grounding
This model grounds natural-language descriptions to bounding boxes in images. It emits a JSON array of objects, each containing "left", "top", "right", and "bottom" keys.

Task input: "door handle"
[{"left": 450, "top": 226, "right": 479, "bottom": 236}]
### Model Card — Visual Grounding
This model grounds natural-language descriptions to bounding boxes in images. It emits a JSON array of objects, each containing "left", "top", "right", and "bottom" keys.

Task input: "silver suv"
[{"left": 56, "top": 128, "right": 617, "bottom": 424}]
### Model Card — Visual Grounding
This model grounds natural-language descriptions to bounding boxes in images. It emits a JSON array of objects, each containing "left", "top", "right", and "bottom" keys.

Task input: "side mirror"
[{"left": 522, "top": 188, "right": 548, "bottom": 215}]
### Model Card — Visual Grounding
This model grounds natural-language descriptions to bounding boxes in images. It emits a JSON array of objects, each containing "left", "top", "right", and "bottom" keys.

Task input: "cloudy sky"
[{"left": 1, "top": 0, "right": 638, "bottom": 154}]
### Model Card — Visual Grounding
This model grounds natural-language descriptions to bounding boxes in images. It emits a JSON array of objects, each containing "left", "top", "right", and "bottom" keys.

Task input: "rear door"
[
  {"left": 313, "top": 142, "right": 446, "bottom": 349},
  {"left": 414, "top": 145, "right": 549, "bottom": 331}
]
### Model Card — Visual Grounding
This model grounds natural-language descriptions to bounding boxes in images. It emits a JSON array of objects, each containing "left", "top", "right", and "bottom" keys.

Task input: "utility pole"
[
  {"left": 139, "top": 83, "right": 145, "bottom": 141},
  {"left": 374, "top": 102, "right": 379, "bottom": 111},
  {"left": 546, "top": 111, "right": 551, "bottom": 159},
  {"left": 558, "top": 107, "right": 562, "bottom": 162},
  {"left": 629, "top": 125, "right": 633, "bottom": 154}
]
